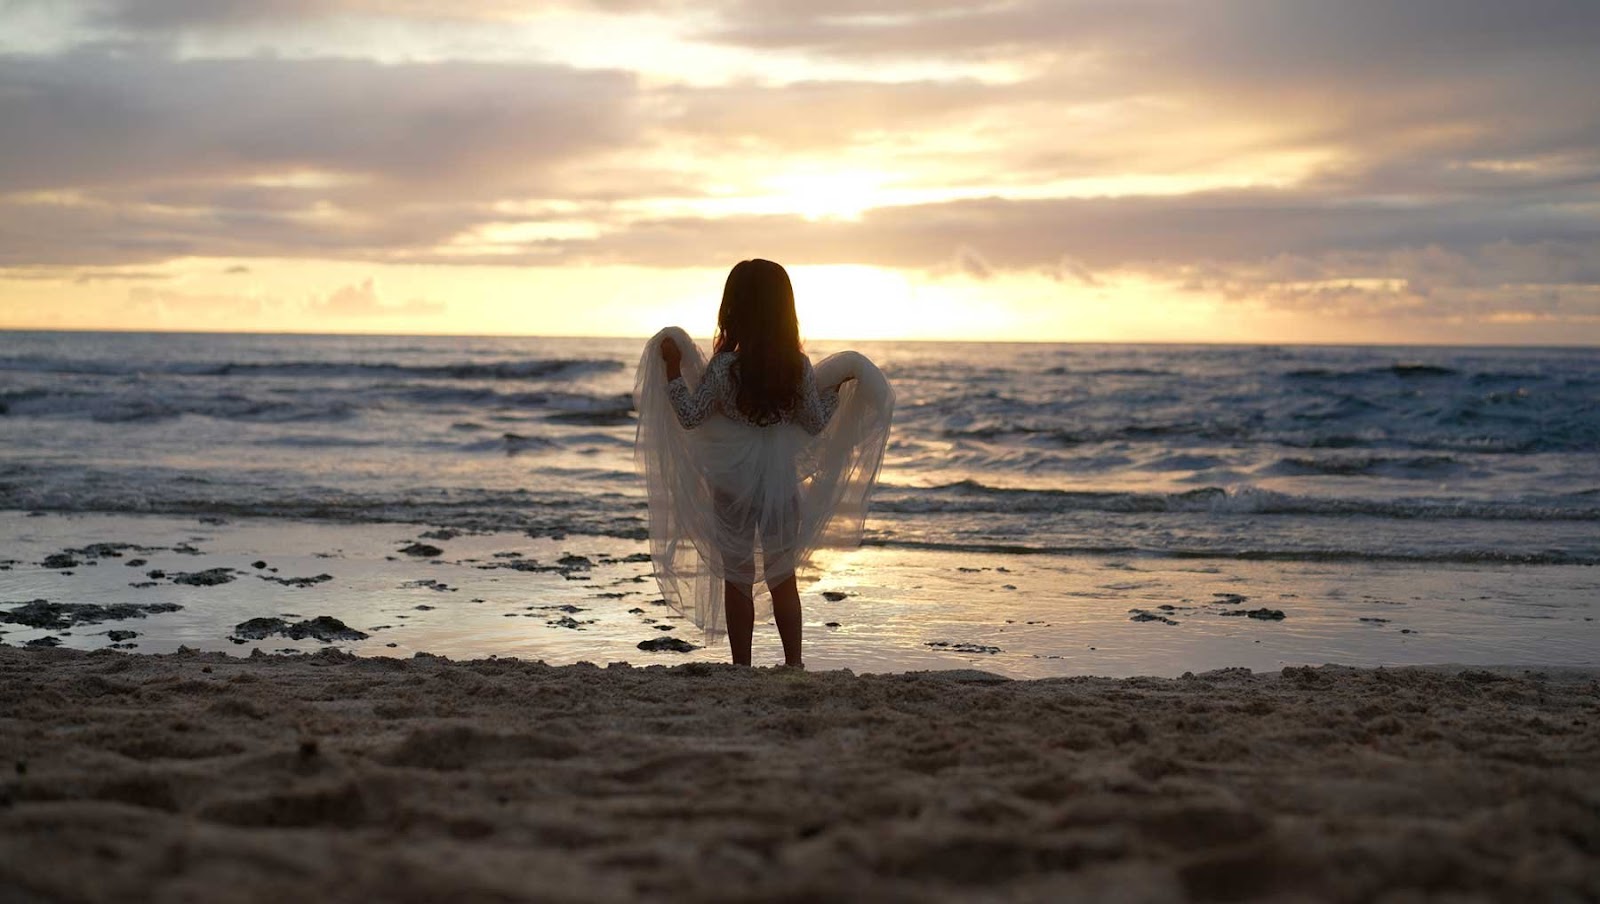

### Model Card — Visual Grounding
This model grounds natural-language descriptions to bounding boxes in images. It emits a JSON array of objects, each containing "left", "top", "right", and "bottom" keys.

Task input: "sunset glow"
[{"left": 1, "top": 1, "right": 1597, "bottom": 343}]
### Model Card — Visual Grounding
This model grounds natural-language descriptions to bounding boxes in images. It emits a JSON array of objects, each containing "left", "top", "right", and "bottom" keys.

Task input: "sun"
[{"left": 763, "top": 169, "right": 889, "bottom": 221}]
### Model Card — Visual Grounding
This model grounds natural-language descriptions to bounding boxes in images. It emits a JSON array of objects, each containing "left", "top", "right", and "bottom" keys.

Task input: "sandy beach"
[{"left": 2, "top": 645, "right": 1595, "bottom": 902}]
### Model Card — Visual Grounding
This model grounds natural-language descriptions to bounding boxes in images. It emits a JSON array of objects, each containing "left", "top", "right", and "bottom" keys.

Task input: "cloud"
[
  {"left": 1, "top": 2, "right": 1597, "bottom": 333},
  {"left": 0, "top": 54, "right": 640, "bottom": 198},
  {"left": 0, "top": 51, "right": 644, "bottom": 264},
  {"left": 307, "top": 277, "right": 444, "bottom": 317},
  {"left": 951, "top": 245, "right": 991, "bottom": 280}
]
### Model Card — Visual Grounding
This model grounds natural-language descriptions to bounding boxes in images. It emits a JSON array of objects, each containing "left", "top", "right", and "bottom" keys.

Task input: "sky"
[{"left": 1, "top": 0, "right": 1598, "bottom": 343}]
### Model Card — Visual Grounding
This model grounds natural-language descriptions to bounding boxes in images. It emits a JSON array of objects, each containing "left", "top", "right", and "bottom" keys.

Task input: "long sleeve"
[
  {"left": 794, "top": 359, "right": 841, "bottom": 436},
  {"left": 666, "top": 361, "right": 720, "bottom": 429}
]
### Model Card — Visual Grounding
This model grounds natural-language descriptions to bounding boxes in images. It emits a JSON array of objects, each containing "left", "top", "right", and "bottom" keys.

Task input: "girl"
[{"left": 634, "top": 259, "right": 895, "bottom": 667}]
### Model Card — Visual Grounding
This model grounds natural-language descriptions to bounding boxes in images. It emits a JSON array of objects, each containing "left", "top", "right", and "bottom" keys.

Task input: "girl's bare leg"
[
  {"left": 769, "top": 573, "right": 803, "bottom": 667},
  {"left": 724, "top": 580, "right": 755, "bottom": 666}
]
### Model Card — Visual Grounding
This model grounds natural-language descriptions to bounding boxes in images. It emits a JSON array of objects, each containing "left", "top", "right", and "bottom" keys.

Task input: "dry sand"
[{"left": 1, "top": 646, "right": 1596, "bottom": 903}]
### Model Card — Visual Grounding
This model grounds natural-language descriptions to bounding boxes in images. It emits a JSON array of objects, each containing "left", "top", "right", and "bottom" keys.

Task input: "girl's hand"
[{"left": 660, "top": 337, "right": 683, "bottom": 381}]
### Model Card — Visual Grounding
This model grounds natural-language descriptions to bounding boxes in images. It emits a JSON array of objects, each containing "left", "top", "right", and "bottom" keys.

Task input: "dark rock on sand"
[
  {"left": 41, "top": 554, "right": 79, "bottom": 570},
  {"left": 926, "top": 641, "right": 1002, "bottom": 655},
  {"left": 24, "top": 636, "right": 61, "bottom": 647},
  {"left": 1212, "top": 593, "right": 1249, "bottom": 605},
  {"left": 1129, "top": 609, "right": 1180, "bottom": 625},
  {"left": 822, "top": 591, "right": 850, "bottom": 602},
  {"left": 557, "top": 554, "right": 594, "bottom": 569},
  {"left": 146, "top": 569, "right": 166, "bottom": 579},
  {"left": 1220, "top": 608, "right": 1287, "bottom": 620},
  {"left": 637, "top": 636, "right": 698, "bottom": 653},
  {"left": 825, "top": 621, "right": 841, "bottom": 628},
  {"left": 420, "top": 529, "right": 461, "bottom": 541},
  {"left": 260, "top": 573, "right": 334, "bottom": 588},
  {"left": 482, "top": 559, "right": 558, "bottom": 573},
  {"left": 229, "top": 617, "right": 286, "bottom": 641},
  {"left": 251, "top": 560, "right": 268, "bottom": 569},
  {"left": 173, "top": 568, "right": 237, "bottom": 586},
  {"left": 125, "top": 558, "right": 148, "bottom": 568},
  {"left": 231, "top": 616, "right": 369, "bottom": 643},
  {"left": 68, "top": 543, "right": 146, "bottom": 559},
  {"left": 398, "top": 543, "right": 444, "bottom": 558},
  {"left": 105, "top": 630, "right": 138, "bottom": 642},
  {"left": 1, "top": 600, "right": 182, "bottom": 630}
]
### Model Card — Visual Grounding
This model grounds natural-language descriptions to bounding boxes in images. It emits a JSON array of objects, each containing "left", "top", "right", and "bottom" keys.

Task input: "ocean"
[{"left": 1, "top": 330, "right": 1596, "bottom": 675}]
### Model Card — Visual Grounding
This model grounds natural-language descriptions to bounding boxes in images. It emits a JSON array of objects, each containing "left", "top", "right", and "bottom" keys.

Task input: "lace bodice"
[{"left": 667, "top": 352, "right": 840, "bottom": 434}]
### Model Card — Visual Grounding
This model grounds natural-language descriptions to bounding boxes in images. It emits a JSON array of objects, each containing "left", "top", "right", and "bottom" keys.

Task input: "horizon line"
[{"left": 1, "top": 325, "right": 1597, "bottom": 351}]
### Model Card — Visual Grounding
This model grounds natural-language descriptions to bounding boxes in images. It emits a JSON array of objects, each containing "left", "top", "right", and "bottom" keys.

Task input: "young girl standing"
[{"left": 634, "top": 259, "right": 895, "bottom": 667}]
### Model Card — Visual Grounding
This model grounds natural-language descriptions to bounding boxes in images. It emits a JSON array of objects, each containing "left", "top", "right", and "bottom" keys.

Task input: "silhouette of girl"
[{"left": 634, "top": 259, "right": 895, "bottom": 667}]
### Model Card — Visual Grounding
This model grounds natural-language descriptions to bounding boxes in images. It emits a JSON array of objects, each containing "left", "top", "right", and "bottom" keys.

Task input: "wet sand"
[
  {"left": 2, "top": 646, "right": 1596, "bottom": 902},
  {"left": 5, "top": 512, "right": 1597, "bottom": 679}
]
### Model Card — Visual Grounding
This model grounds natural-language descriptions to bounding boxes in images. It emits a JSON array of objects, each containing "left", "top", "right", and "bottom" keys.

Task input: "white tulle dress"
[{"left": 634, "top": 327, "right": 895, "bottom": 640}]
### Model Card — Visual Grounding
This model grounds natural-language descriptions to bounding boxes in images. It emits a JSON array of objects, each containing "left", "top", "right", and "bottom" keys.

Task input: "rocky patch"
[
  {"left": 173, "top": 568, "right": 237, "bottom": 586},
  {"left": 925, "top": 641, "right": 1002, "bottom": 655},
  {"left": 0, "top": 600, "right": 182, "bottom": 630},
  {"left": 230, "top": 616, "right": 369, "bottom": 644},
  {"left": 259, "top": 573, "right": 334, "bottom": 588},
  {"left": 636, "top": 636, "right": 698, "bottom": 653}
]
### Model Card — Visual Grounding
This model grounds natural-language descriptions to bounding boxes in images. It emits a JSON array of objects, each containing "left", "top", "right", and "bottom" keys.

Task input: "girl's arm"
[
  {"left": 795, "top": 359, "right": 842, "bottom": 436},
  {"left": 663, "top": 339, "right": 716, "bottom": 429}
]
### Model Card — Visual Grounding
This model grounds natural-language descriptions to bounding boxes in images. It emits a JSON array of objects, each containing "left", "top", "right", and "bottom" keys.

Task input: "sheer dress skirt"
[{"left": 634, "top": 326, "right": 895, "bottom": 640}]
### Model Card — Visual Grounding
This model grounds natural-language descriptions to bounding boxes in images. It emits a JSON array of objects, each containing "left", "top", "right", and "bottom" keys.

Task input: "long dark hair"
[{"left": 712, "top": 259, "right": 804, "bottom": 423}]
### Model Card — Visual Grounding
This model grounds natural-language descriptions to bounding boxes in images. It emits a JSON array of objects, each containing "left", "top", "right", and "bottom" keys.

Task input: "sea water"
[{"left": 1, "top": 331, "right": 1595, "bottom": 675}]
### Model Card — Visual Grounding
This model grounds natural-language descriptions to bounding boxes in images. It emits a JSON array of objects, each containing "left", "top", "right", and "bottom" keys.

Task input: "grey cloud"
[
  {"left": 657, "top": 77, "right": 1000, "bottom": 151},
  {"left": 2, "top": 2, "right": 1597, "bottom": 332},
  {"left": 92, "top": 0, "right": 329, "bottom": 29},
  {"left": 0, "top": 53, "right": 641, "bottom": 197},
  {"left": 697, "top": 0, "right": 1600, "bottom": 191},
  {"left": 79, "top": 0, "right": 677, "bottom": 31},
  {"left": 532, "top": 189, "right": 1599, "bottom": 274},
  {"left": 0, "top": 51, "right": 644, "bottom": 265},
  {"left": 696, "top": 0, "right": 1600, "bottom": 67}
]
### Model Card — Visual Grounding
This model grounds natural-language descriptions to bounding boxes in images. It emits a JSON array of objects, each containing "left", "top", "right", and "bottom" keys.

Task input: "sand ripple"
[{"left": 0, "top": 648, "right": 1596, "bottom": 902}]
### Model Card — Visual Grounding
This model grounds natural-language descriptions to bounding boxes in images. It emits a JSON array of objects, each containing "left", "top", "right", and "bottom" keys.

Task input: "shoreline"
[
  {"left": 4, "top": 511, "right": 1596, "bottom": 679},
  {"left": 2, "top": 646, "right": 1596, "bottom": 901}
]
